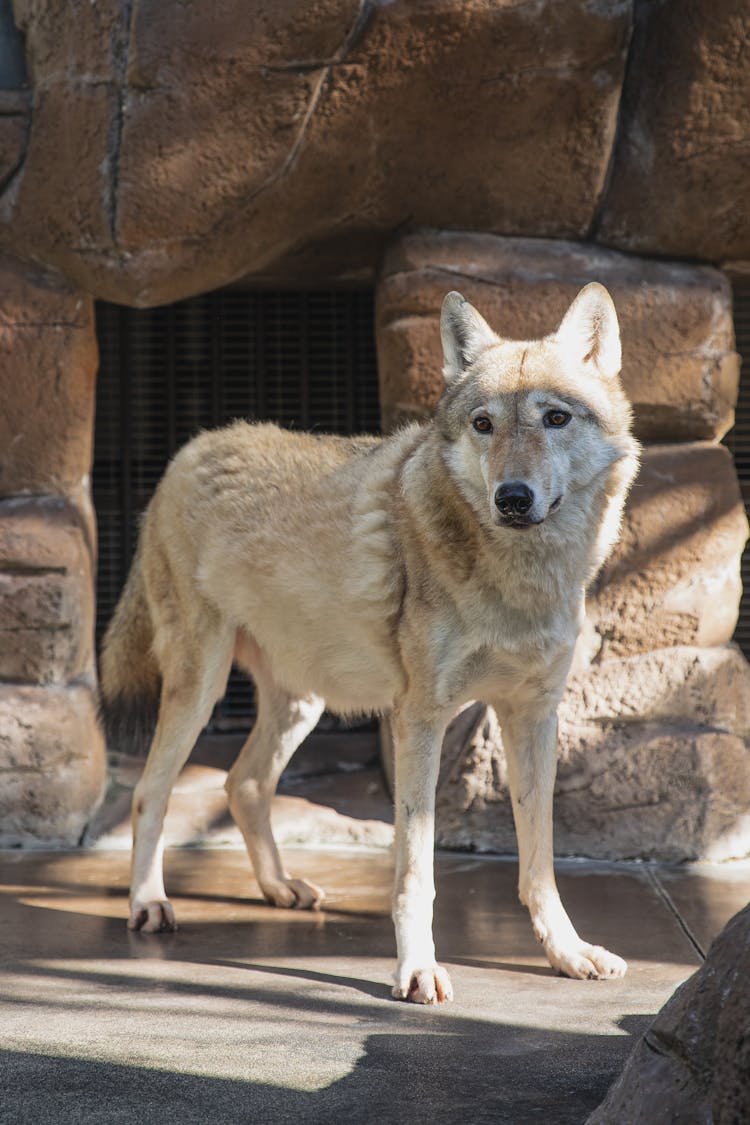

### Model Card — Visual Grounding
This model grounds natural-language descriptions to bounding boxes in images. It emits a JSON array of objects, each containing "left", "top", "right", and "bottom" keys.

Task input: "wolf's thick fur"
[{"left": 101, "top": 283, "right": 639, "bottom": 1003}]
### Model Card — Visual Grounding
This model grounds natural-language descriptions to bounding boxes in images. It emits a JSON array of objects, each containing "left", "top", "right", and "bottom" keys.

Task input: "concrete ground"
[
  {"left": 1, "top": 842, "right": 748, "bottom": 1125},
  {"left": 2, "top": 731, "right": 748, "bottom": 1122}
]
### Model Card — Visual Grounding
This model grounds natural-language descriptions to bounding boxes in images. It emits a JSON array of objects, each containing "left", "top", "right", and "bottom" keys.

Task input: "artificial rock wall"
[
  {"left": 0, "top": 0, "right": 748, "bottom": 852},
  {"left": 0, "top": 256, "right": 106, "bottom": 845},
  {"left": 1, "top": 1, "right": 749, "bottom": 301},
  {"left": 376, "top": 232, "right": 750, "bottom": 861}
]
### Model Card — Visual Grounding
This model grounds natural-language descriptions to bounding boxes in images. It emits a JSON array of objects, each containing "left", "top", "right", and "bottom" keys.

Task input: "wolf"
[{"left": 100, "top": 282, "right": 639, "bottom": 1004}]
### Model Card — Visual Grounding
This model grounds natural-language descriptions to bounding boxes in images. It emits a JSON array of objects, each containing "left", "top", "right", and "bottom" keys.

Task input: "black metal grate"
[
  {"left": 726, "top": 283, "right": 750, "bottom": 658},
  {"left": 93, "top": 289, "right": 380, "bottom": 729}
]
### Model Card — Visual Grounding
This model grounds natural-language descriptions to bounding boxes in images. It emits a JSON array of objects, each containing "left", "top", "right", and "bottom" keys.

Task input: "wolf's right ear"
[
  {"left": 556, "top": 282, "right": 622, "bottom": 380},
  {"left": 440, "top": 292, "right": 498, "bottom": 383}
]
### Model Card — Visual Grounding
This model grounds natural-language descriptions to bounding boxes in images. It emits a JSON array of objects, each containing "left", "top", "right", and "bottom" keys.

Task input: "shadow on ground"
[
  {"left": 0, "top": 1014, "right": 653, "bottom": 1125},
  {"left": 3, "top": 847, "right": 744, "bottom": 1125}
]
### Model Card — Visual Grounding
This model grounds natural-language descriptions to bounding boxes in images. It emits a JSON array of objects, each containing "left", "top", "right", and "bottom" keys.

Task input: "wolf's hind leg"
[
  {"left": 500, "top": 706, "right": 627, "bottom": 980},
  {"left": 129, "top": 623, "right": 233, "bottom": 932},
  {"left": 227, "top": 642, "right": 325, "bottom": 909}
]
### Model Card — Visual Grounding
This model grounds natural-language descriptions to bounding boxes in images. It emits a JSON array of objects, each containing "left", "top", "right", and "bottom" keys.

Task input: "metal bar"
[
  {"left": 118, "top": 305, "right": 133, "bottom": 586},
  {"left": 211, "top": 291, "right": 223, "bottom": 427},
  {"left": 300, "top": 292, "right": 310, "bottom": 429},
  {"left": 255, "top": 293, "right": 266, "bottom": 419},
  {"left": 166, "top": 303, "right": 177, "bottom": 456},
  {"left": 345, "top": 292, "right": 356, "bottom": 433},
  {"left": 729, "top": 282, "right": 750, "bottom": 660}
]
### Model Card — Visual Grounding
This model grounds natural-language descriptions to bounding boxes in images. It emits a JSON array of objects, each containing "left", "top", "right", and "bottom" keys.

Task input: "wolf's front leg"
[
  {"left": 390, "top": 708, "right": 453, "bottom": 1004},
  {"left": 500, "top": 707, "right": 627, "bottom": 980}
]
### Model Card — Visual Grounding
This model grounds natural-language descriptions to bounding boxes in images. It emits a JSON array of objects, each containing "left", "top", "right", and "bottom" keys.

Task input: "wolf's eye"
[
  {"left": 472, "top": 415, "right": 493, "bottom": 434},
  {"left": 544, "top": 410, "right": 571, "bottom": 429}
]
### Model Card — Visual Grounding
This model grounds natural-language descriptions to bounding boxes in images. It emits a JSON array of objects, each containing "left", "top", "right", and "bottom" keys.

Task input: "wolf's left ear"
[
  {"left": 556, "top": 282, "right": 621, "bottom": 380},
  {"left": 441, "top": 291, "right": 498, "bottom": 382}
]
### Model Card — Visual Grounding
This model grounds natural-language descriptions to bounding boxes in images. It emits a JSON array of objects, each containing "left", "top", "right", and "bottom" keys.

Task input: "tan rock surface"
[
  {"left": 376, "top": 231, "right": 739, "bottom": 441},
  {"left": 2, "top": 2, "right": 749, "bottom": 295},
  {"left": 597, "top": 0, "right": 750, "bottom": 262},
  {"left": 436, "top": 647, "right": 750, "bottom": 862},
  {"left": 2, "top": 1, "right": 630, "bottom": 303},
  {"left": 0, "top": 91, "right": 31, "bottom": 193},
  {"left": 0, "top": 256, "right": 96, "bottom": 495},
  {"left": 0, "top": 682, "right": 106, "bottom": 845},
  {"left": 588, "top": 444, "right": 748, "bottom": 658},
  {"left": 0, "top": 496, "right": 95, "bottom": 683}
]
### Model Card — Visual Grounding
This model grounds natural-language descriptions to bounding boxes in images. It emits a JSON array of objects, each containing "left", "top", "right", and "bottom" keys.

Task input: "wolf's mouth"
[
  {"left": 495, "top": 495, "right": 563, "bottom": 530},
  {"left": 497, "top": 513, "right": 542, "bottom": 530}
]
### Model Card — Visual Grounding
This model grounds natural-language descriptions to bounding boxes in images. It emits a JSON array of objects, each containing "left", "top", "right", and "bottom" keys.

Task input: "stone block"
[
  {"left": 0, "top": 682, "right": 106, "bottom": 846},
  {"left": 0, "top": 256, "right": 97, "bottom": 495},
  {"left": 0, "top": 495, "right": 95, "bottom": 683},
  {"left": 435, "top": 647, "right": 750, "bottom": 863},
  {"left": 587, "top": 903, "right": 750, "bottom": 1124},
  {"left": 376, "top": 231, "right": 740, "bottom": 441},
  {"left": 597, "top": 0, "right": 750, "bottom": 262},
  {"left": 587, "top": 444, "right": 748, "bottom": 659}
]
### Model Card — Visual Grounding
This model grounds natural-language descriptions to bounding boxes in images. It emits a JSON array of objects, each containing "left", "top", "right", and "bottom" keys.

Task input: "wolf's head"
[{"left": 435, "top": 283, "right": 637, "bottom": 532}]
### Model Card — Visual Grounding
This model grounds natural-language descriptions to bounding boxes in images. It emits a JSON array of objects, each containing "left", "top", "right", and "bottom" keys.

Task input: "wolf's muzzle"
[{"left": 494, "top": 481, "right": 537, "bottom": 527}]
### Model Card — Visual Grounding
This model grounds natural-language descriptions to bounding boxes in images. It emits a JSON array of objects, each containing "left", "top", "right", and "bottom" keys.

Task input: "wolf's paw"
[
  {"left": 128, "top": 898, "right": 177, "bottom": 933},
  {"left": 546, "top": 940, "right": 627, "bottom": 980},
  {"left": 392, "top": 965, "right": 454, "bottom": 1005},
  {"left": 261, "top": 876, "right": 324, "bottom": 911}
]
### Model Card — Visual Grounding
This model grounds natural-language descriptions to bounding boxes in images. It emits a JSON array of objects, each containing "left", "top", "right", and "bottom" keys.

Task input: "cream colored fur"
[{"left": 100, "top": 283, "right": 639, "bottom": 1004}]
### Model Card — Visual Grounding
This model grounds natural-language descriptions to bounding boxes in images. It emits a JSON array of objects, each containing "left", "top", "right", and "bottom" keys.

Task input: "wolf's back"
[{"left": 99, "top": 549, "right": 161, "bottom": 755}]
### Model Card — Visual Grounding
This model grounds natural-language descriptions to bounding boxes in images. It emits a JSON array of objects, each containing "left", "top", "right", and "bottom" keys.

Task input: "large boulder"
[
  {"left": 597, "top": 0, "right": 750, "bottom": 263},
  {"left": 2, "top": 0, "right": 631, "bottom": 303},
  {"left": 376, "top": 231, "right": 740, "bottom": 441},
  {"left": 436, "top": 646, "right": 750, "bottom": 862},
  {"left": 587, "top": 903, "right": 750, "bottom": 1124}
]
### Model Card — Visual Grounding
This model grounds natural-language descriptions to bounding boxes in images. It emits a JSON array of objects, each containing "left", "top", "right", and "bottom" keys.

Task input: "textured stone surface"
[
  {"left": 0, "top": 255, "right": 97, "bottom": 495},
  {"left": 4, "top": 0, "right": 122, "bottom": 256},
  {"left": 587, "top": 443, "right": 748, "bottom": 659},
  {"left": 0, "top": 91, "right": 31, "bottom": 193},
  {"left": 0, "top": 496, "right": 95, "bottom": 683},
  {"left": 436, "top": 646, "right": 750, "bottom": 862},
  {"left": 376, "top": 231, "right": 740, "bottom": 440},
  {"left": 0, "top": 1, "right": 630, "bottom": 303},
  {"left": 597, "top": 0, "right": 750, "bottom": 262},
  {"left": 0, "top": 1, "right": 748, "bottom": 295},
  {"left": 587, "top": 904, "right": 750, "bottom": 1124},
  {"left": 0, "top": 682, "right": 106, "bottom": 845}
]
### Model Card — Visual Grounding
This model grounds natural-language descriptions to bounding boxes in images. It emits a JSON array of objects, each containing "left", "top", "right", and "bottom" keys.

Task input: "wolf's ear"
[
  {"left": 556, "top": 282, "right": 621, "bottom": 380},
  {"left": 440, "top": 291, "right": 498, "bottom": 382}
]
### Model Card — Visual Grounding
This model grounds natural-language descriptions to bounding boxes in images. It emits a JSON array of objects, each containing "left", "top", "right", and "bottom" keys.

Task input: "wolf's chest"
[{"left": 430, "top": 592, "right": 579, "bottom": 709}]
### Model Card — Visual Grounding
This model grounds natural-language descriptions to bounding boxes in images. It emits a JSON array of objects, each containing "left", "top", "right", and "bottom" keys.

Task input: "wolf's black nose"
[{"left": 495, "top": 482, "right": 534, "bottom": 517}]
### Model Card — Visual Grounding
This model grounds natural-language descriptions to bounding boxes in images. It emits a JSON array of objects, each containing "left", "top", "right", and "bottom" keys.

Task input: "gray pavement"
[{"left": 1, "top": 846, "right": 748, "bottom": 1124}]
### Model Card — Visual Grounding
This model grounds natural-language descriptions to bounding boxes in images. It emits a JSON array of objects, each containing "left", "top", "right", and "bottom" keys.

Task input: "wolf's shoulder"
[{"left": 164, "top": 419, "right": 426, "bottom": 498}]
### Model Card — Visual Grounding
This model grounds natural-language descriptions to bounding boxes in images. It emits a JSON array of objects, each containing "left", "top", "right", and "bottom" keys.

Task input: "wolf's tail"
[{"left": 99, "top": 550, "right": 161, "bottom": 755}]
